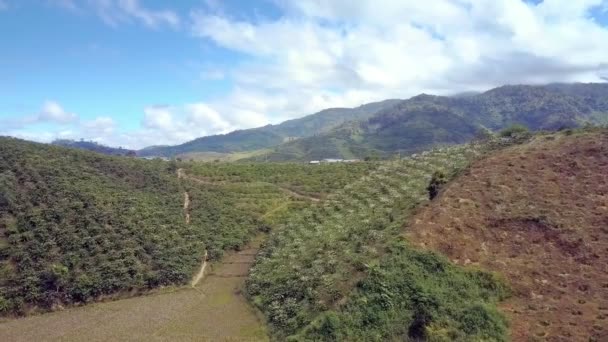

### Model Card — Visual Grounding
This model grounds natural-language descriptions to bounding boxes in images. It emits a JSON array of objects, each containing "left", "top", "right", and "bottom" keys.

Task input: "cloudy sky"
[{"left": 1, "top": 0, "right": 607, "bottom": 149}]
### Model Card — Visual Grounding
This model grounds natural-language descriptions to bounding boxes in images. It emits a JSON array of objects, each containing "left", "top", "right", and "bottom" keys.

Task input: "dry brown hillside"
[{"left": 406, "top": 130, "right": 608, "bottom": 341}]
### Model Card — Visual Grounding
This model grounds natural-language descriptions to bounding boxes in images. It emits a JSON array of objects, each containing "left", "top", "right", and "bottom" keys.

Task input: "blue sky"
[{"left": 1, "top": 0, "right": 607, "bottom": 148}]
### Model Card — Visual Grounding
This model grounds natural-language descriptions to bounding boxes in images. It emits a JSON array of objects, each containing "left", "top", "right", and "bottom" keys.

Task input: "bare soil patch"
[{"left": 406, "top": 131, "right": 608, "bottom": 341}]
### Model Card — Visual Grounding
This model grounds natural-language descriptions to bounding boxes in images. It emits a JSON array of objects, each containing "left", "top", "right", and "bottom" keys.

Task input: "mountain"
[
  {"left": 137, "top": 99, "right": 401, "bottom": 157},
  {"left": 254, "top": 83, "right": 608, "bottom": 161},
  {"left": 52, "top": 139, "right": 136, "bottom": 156}
]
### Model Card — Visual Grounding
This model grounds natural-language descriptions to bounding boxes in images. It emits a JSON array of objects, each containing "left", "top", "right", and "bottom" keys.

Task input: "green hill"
[
  {"left": 137, "top": 99, "right": 400, "bottom": 157},
  {"left": 0, "top": 137, "right": 280, "bottom": 314},
  {"left": 248, "top": 141, "right": 510, "bottom": 340},
  {"left": 254, "top": 83, "right": 608, "bottom": 161}
]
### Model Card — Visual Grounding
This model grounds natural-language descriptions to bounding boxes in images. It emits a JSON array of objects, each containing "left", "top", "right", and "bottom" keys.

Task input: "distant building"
[{"left": 309, "top": 158, "right": 362, "bottom": 164}]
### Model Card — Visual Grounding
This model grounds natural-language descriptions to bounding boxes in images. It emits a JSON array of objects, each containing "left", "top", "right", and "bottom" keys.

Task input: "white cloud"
[
  {"left": 187, "top": 0, "right": 608, "bottom": 128},
  {"left": 143, "top": 106, "right": 174, "bottom": 130},
  {"left": 7, "top": 1, "right": 608, "bottom": 149},
  {"left": 119, "top": 103, "right": 237, "bottom": 147},
  {"left": 37, "top": 101, "right": 79, "bottom": 124},
  {"left": 82, "top": 116, "right": 116, "bottom": 136},
  {"left": 113, "top": 0, "right": 180, "bottom": 29},
  {"left": 51, "top": 0, "right": 179, "bottom": 28}
]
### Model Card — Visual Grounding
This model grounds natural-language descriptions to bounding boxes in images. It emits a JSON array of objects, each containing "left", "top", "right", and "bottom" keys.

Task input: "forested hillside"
[
  {"left": 0, "top": 138, "right": 273, "bottom": 314},
  {"left": 138, "top": 99, "right": 400, "bottom": 157},
  {"left": 256, "top": 83, "right": 608, "bottom": 161},
  {"left": 52, "top": 139, "right": 135, "bottom": 156}
]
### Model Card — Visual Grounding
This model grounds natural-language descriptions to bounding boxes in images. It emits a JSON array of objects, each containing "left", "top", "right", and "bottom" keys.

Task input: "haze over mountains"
[{"left": 135, "top": 83, "right": 608, "bottom": 161}]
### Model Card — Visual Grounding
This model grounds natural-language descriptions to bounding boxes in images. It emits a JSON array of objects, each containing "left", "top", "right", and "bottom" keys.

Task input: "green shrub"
[
  {"left": 427, "top": 171, "right": 447, "bottom": 200},
  {"left": 499, "top": 124, "right": 529, "bottom": 137}
]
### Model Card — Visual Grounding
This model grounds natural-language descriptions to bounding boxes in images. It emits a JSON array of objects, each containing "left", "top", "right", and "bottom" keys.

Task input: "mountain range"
[
  {"left": 54, "top": 83, "right": 608, "bottom": 161},
  {"left": 137, "top": 99, "right": 401, "bottom": 157},
  {"left": 251, "top": 83, "right": 608, "bottom": 161}
]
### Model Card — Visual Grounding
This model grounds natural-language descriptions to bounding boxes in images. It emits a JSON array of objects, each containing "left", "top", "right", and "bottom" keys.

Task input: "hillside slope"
[
  {"left": 258, "top": 83, "right": 608, "bottom": 161},
  {"left": 138, "top": 99, "right": 400, "bottom": 157},
  {"left": 0, "top": 138, "right": 275, "bottom": 314},
  {"left": 406, "top": 128, "right": 608, "bottom": 341},
  {"left": 248, "top": 143, "right": 510, "bottom": 340}
]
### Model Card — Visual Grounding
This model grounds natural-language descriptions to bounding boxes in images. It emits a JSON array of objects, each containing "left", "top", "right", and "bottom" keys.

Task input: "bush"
[
  {"left": 499, "top": 124, "right": 529, "bottom": 138},
  {"left": 427, "top": 171, "right": 447, "bottom": 200}
]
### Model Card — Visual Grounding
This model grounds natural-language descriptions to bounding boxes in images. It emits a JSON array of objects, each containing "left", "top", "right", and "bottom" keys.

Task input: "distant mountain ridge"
[
  {"left": 252, "top": 83, "right": 608, "bottom": 161},
  {"left": 137, "top": 99, "right": 401, "bottom": 157},
  {"left": 56, "top": 83, "right": 608, "bottom": 161},
  {"left": 52, "top": 139, "right": 136, "bottom": 156}
]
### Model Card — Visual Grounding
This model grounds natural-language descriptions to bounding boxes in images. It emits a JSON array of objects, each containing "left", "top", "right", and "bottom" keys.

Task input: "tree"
[
  {"left": 427, "top": 171, "right": 446, "bottom": 200},
  {"left": 499, "top": 124, "right": 529, "bottom": 138}
]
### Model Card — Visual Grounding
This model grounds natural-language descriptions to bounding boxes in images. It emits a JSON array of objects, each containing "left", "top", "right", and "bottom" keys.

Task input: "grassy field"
[{"left": 0, "top": 236, "right": 269, "bottom": 342}]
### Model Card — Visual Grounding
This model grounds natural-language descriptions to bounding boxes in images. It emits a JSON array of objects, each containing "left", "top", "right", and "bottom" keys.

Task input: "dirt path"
[
  {"left": 190, "top": 251, "right": 208, "bottom": 287},
  {"left": 0, "top": 236, "right": 268, "bottom": 342},
  {"left": 183, "top": 191, "right": 191, "bottom": 224}
]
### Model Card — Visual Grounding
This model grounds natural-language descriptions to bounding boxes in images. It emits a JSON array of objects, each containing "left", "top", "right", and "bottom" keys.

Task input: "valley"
[
  {"left": 3, "top": 3, "right": 608, "bottom": 340},
  {"left": 1, "top": 91, "right": 607, "bottom": 341}
]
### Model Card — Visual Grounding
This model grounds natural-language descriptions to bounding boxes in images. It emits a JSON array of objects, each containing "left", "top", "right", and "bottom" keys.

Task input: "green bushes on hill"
[
  {"left": 0, "top": 138, "right": 270, "bottom": 315},
  {"left": 186, "top": 162, "right": 379, "bottom": 198},
  {"left": 247, "top": 144, "right": 510, "bottom": 340},
  {"left": 296, "top": 243, "right": 509, "bottom": 341}
]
